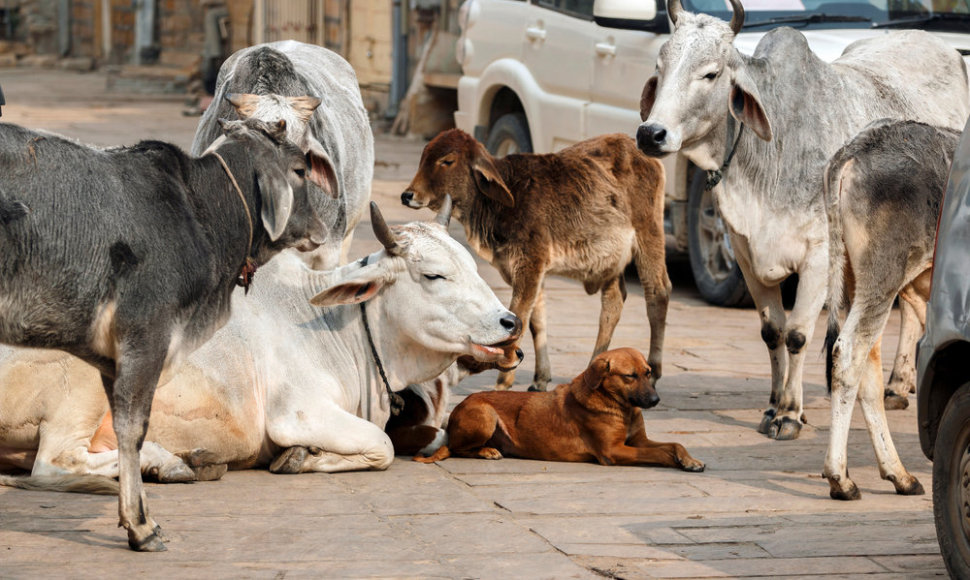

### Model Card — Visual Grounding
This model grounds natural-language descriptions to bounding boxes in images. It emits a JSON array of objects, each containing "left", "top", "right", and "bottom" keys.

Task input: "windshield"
[{"left": 683, "top": 0, "right": 970, "bottom": 31}]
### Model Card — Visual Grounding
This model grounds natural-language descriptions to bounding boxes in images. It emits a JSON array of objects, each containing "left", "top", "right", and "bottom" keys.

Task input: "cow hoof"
[
  {"left": 129, "top": 529, "right": 167, "bottom": 552},
  {"left": 527, "top": 383, "right": 548, "bottom": 392},
  {"left": 883, "top": 392, "right": 910, "bottom": 411},
  {"left": 155, "top": 460, "right": 196, "bottom": 484},
  {"left": 757, "top": 409, "right": 776, "bottom": 435},
  {"left": 270, "top": 446, "right": 307, "bottom": 474},
  {"left": 888, "top": 473, "right": 925, "bottom": 496},
  {"left": 769, "top": 417, "right": 802, "bottom": 440},
  {"left": 178, "top": 448, "right": 223, "bottom": 468},
  {"left": 827, "top": 476, "right": 862, "bottom": 501},
  {"left": 192, "top": 463, "right": 228, "bottom": 481}
]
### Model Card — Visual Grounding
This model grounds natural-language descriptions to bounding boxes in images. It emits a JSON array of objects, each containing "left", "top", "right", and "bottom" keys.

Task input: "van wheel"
[
  {"left": 933, "top": 383, "right": 970, "bottom": 579},
  {"left": 687, "top": 167, "right": 751, "bottom": 307},
  {"left": 486, "top": 113, "right": 532, "bottom": 157}
]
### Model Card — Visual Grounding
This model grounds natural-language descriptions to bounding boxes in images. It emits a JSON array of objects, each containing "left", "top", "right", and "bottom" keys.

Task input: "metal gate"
[{"left": 252, "top": 0, "right": 345, "bottom": 52}]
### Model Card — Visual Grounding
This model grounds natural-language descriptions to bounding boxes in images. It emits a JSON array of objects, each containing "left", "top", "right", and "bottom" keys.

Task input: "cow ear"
[
  {"left": 472, "top": 153, "right": 514, "bottom": 207},
  {"left": 307, "top": 147, "right": 339, "bottom": 199},
  {"left": 729, "top": 77, "right": 772, "bottom": 142},
  {"left": 256, "top": 164, "right": 294, "bottom": 241},
  {"left": 640, "top": 75, "right": 658, "bottom": 122},
  {"left": 226, "top": 93, "right": 261, "bottom": 119},
  {"left": 309, "top": 264, "right": 386, "bottom": 307},
  {"left": 287, "top": 96, "right": 322, "bottom": 122}
]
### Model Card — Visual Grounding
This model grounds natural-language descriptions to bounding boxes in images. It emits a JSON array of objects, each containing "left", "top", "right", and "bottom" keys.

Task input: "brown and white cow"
[{"left": 402, "top": 130, "right": 669, "bottom": 393}]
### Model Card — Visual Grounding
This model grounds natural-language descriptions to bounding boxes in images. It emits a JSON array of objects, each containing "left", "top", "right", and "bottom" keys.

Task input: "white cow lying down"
[{"left": 0, "top": 203, "right": 521, "bottom": 488}]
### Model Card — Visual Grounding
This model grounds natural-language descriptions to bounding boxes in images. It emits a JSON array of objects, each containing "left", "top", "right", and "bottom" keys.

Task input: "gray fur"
[
  {"left": 822, "top": 120, "right": 959, "bottom": 499},
  {"left": 638, "top": 1, "right": 970, "bottom": 444},
  {"left": 0, "top": 118, "right": 326, "bottom": 550}
]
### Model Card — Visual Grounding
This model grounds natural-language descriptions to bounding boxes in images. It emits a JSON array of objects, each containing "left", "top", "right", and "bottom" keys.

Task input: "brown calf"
[{"left": 402, "top": 129, "right": 669, "bottom": 391}]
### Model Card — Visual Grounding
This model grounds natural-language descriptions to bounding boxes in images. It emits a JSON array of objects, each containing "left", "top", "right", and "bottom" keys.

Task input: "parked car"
[
  {"left": 917, "top": 117, "right": 970, "bottom": 579},
  {"left": 453, "top": 0, "right": 970, "bottom": 305}
]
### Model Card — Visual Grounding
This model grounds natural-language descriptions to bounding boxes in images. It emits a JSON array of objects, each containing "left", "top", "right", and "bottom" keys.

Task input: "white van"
[{"left": 453, "top": 0, "right": 970, "bottom": 305}]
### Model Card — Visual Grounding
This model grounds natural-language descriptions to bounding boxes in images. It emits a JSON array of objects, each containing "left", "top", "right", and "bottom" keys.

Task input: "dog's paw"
[
  {"left": 477, "top": 447, "right": 503, "bottom": 460},
  {"left": 680, "top": 457, "right": 706, "bottom": 472}
]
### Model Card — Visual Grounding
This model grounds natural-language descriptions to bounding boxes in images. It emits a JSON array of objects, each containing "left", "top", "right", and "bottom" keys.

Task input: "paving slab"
[{"left": 0, "top": 69, "right": 948, "bottom": 578}]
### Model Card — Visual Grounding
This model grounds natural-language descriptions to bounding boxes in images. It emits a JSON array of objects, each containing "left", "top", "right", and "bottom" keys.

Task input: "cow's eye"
[
  {"left": 703, "top": 71, "right": 718, "bottom": 81},
  {"left": 424, "top": 274, "right": 445, "bottom": 281},
  {"left": 439, "top": 158, "right": 454, "bottom": 167},
  {"left": 294, "top": 167, "right": 306, "bottom": 178}
]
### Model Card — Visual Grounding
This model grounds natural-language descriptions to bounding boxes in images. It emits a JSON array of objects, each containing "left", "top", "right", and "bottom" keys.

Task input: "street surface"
[{"left": 0, "top": 69, "right": 944, "bottom": 578}]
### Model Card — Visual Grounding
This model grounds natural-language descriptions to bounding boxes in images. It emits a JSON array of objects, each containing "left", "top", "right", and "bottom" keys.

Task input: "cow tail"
[
  {"left": 0, "top": 474, "right": 119, "bottom": 495},
  {"left": 823, "top": 153, "right": 850, "bottom": 394}
]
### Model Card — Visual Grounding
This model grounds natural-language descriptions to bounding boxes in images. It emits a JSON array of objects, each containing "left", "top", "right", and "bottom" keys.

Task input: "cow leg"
[
  {"left": 734, "top": 243, "right": 789, "bottom": 437},
  {"left": 528, "top": 288, "right": 552, "bottom": 392},
  {"left": 771, "top": 254, "right": 828, "bottom": 440},
  {"left": 823, "top": 294, "right": 894, "bottom": 500},
  {"left": 858, "top": 338, "right": 923, "bottom": 496},
  {"left": 498, "top": 264, "right": 545, "bottom": 391},
  {"left": 103, "top": 343, "right": 168, "bottom": 552},
  {"left": 633, "top": 249, "right": 671, "bottom": 386},
  {"left": 266, "top": 401, "right": 395, "bottom": 473},
  {"left": 591, "top": 275, "right": 625, "bottom": 360},
  {"left": 885, "top": 280, "right": 928, "bottom": 409}
]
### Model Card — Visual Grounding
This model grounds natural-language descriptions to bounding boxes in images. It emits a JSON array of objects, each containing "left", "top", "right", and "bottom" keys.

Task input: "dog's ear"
[{"left": 582, "top": 357, "right": 611, "bottom": 393}]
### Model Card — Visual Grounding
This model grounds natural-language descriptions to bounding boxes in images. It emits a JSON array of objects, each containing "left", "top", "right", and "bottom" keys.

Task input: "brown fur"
[
  {"left": 403, "top": 130, "right": 669, "bottom": 391},
  {"left": 414, "top": 348, "right": 704, "bottom": 471}
]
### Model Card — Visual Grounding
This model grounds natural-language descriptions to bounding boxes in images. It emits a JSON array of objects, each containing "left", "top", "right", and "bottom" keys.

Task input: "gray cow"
[
  {"left": 0, "top": 118, "right": 327, "bottom": 551},
  {"left": 823, "top": 120, "right": 960, "bottom": 500},
  {"left": 191, "top": 40, "right": 373, "bottom": 270},
  {"left": 637, "top": 0, "right": 969, "bottom": 447}
]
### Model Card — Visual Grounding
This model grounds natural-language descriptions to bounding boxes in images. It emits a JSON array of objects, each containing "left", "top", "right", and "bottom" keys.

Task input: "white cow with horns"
[
  {"left": 635, "top": 0, "right": 969, "bottom": 496},
  {"left": 0, "top": 201, "right": 521, "bottom": 486}
]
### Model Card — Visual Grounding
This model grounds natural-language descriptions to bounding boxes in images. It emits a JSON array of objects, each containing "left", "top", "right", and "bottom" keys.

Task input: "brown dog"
[{"left": 415, "top": 348, "right": 704, "bottom": 471}]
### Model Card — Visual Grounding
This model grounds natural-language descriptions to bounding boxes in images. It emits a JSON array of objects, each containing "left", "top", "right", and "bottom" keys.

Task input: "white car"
[{"left": 454, "top": 0, "right": 970, "bottom": 305}]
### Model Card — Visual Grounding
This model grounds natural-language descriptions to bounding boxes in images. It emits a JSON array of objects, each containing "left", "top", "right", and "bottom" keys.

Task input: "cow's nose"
[
  {"left": 500, "top": 313, "right": 522, "bottom": 336},
  {"left": 637, "top": 123, "right": 667, "bottom": 156},
  {"left": 401, "top": 191, "right": 414, "bottom": 206},
  {"left": 515, "top": 348, "right": 524, "bottom": 362}
]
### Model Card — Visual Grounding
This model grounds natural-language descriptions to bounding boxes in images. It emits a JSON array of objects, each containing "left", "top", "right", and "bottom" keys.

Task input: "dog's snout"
[
  {"left": 644, "top": 392, "right": 660, "bottom": 409},
  {"left": 636, "top": 123, "right": 668, "bottom": 157},
  {"left": 500, "top": 313, "right": 522, "bottom": 336},
  {"left": 401, "top": 191, "right": 414, "bottom": 206}
]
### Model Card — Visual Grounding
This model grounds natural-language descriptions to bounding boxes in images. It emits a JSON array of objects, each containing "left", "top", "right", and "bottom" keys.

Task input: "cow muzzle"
[
  {"left": 401, "top": 190, "right": 427, "bottom": 209},
  {"left": 637, "top": 123, "right": 675, "bottom": 158}
]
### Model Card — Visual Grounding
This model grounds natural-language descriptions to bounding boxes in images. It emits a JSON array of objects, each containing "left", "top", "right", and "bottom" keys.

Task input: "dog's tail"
[
  {"left": 823, "top": 150, "right": 851, "bottom": 394},
  {"left": 0, "top": 473, "right": 119, "bottom": 495}
]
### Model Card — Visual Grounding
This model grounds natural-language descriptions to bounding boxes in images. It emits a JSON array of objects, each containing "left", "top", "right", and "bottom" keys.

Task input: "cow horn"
[
  {"left": 728, "top": 0, "right": 745, "bottom": 34},
  {"left": 435, "top": 195, "right": 453, "bottom": 227},
  {"left": 370, "top": 202, "right": 399, "bottom": 253},
  {"left": 667, "top": 0, "right": 682, "bottom": 25}
]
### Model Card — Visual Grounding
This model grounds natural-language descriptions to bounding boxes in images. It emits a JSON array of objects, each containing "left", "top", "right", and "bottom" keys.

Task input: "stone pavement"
[{"left": 0, "top": 69, "right": 945, "bottom": 578}]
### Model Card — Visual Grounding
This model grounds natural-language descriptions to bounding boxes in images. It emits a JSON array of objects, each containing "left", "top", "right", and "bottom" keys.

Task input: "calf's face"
[
  {"left": 227, "top": 93, "right": 340, "bottom": 201},
  {"left": 220, "top": 119, "right": 329, "bottom": 257},
  {"left": 401, "top": 129, "right": 514, "bottom": 212}
]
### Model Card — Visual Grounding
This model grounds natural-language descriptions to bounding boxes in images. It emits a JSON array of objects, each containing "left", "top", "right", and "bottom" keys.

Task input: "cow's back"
[{"left": 834, "top": 30, "right": 969, "bottom": 131}]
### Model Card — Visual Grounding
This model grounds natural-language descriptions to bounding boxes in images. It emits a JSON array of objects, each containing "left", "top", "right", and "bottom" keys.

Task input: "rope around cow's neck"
[
  {"left": 210, "top": 150, "right": 257, "bottom": 291},
  {"left": 705, "top": 116, "right": 745, "bottom": 191},
  {"left": 358, "top": 255, "right": 405, "bottom": 416}
]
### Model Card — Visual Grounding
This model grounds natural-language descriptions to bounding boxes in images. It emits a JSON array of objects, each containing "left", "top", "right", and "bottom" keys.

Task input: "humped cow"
[
  {"left": 0, "top": 202, "right": 521, "bottom": 488},
  {"left": 0, "top": 118, "right": 328, "bottom": 551},
  {"left": 823, "top": 120, "right": 960, "bottom": 500},
  {"left": 192, "top": 39, "right": 373, "bottom": 270},
  {"left": 636, "top": 0, "right": 969, "bottom": 455}
]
